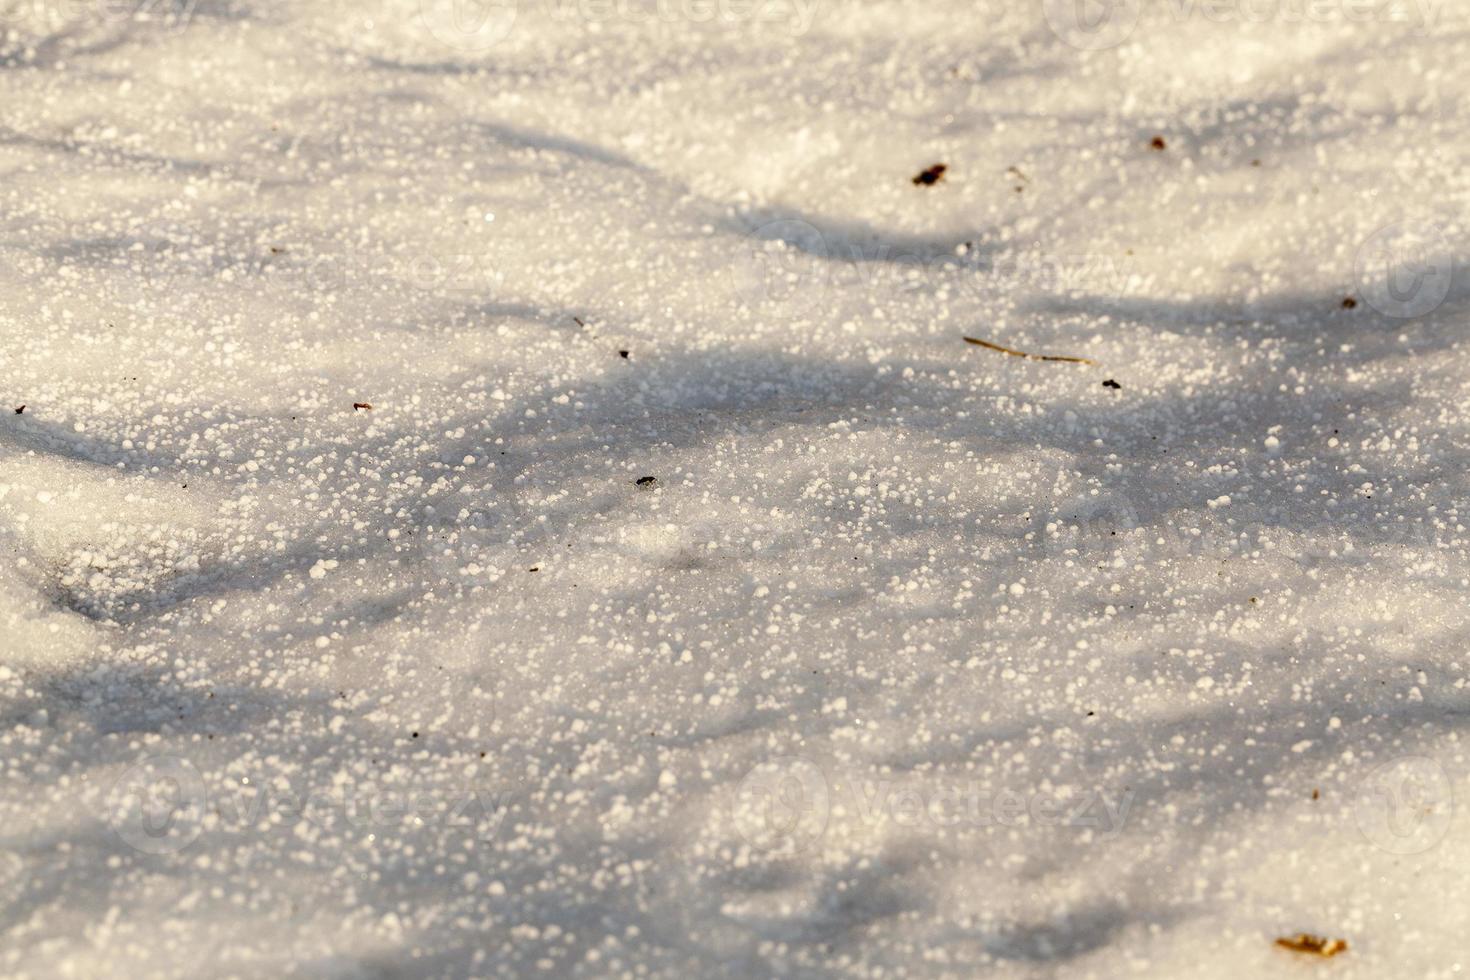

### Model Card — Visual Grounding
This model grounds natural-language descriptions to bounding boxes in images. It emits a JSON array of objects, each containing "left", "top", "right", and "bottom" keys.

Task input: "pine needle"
[{"left": 963, "top": 335, "right": 1095, "bottom": 365}]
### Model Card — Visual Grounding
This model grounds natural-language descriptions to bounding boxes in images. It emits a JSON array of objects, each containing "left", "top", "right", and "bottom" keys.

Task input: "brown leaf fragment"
[
  {"left": 912, "top": 164, "right": 947, "bottom": 186},
  {"left": 353, "top": 402, "right": 372, "bottom": 411},
  {"left": 1275, "top": 934, "right": 1348, "bottom": 958},
  {"left": 963, "top": 335, "right": 1095, "bottom": 365}
]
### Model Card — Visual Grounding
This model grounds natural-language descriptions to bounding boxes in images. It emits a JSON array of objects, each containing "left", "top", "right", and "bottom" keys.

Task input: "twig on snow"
[{"left": 962, "top": 335, "right": 1095, "bottom": 365}]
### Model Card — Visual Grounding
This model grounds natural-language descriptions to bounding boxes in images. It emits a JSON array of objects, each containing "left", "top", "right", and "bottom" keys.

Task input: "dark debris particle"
[
  {"left": 912, "top": 163, "right": 947, "bottom": 186},
  {"left": 1150, "top": 136, "right": 1167, "bottom": 150},
  {"left": 353, "top": 402, "right": 372, "bottom": 411},
  {"left": 1102, "top": 379, "right": 1122, "bottom": 390},
  {"left": 13, "top": 405, "right": 24, "bottom": 414},
  {"left": 411, "top": 732, "right": 419, "bottom": 739},
  {"left": 619, "top": 350, "right": 630, "bottom": 359},
  {"left": 1341, "top": 297, "right": 1357, "bottom": 309},
  {"left": 1275, "top": 934, "right": 1347, "bottom": 958},
  {"left": 635, "top": 476, "right": 658, "bottom": 488},
  {"left": 528, "top": 567, "right": 539, "bottom": 572}
]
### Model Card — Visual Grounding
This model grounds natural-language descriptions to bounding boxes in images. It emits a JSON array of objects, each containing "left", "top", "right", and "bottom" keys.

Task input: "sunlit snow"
[{"left": 1, "top": 0, "right": 1467, "bottom": 975}]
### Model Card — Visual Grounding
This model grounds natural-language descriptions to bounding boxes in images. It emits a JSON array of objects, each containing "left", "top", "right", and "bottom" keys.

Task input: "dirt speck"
[{"left": 912, "top": 164, "right": 947, "bottom": 186}]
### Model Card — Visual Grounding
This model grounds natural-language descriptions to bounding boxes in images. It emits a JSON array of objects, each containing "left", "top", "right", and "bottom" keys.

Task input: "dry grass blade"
[{"left": 963, "top": 336, "right": 1095, "bottom": 365}]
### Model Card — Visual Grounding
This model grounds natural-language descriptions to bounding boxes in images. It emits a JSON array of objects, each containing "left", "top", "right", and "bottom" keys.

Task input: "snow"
[{"left": 1, "top": 0, "right": 1468, "bottom": 975}]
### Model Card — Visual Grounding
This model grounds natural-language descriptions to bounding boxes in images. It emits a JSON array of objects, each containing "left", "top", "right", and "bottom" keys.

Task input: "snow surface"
[{"left": 1, "top": 0, "right": 1469, "bottom": 976}]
